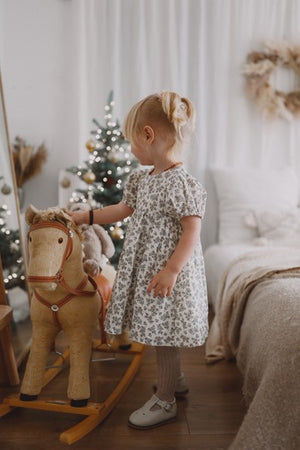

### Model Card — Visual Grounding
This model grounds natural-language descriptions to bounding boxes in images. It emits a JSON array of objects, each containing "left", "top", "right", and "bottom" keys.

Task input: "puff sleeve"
[
  {"left": 166, "top": 176, "right": 207, "bottom": 220},
  {"left": 122, "top": 170, "right": 143, "bottom": 210}
]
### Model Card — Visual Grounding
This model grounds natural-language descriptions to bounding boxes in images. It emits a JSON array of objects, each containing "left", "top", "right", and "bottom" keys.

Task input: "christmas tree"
[
  {"left": 66, "top": 91, "right": 138, "bottom": 267},
  {"left": 0, "top": 204, "right": 26, "bottom": 291}
]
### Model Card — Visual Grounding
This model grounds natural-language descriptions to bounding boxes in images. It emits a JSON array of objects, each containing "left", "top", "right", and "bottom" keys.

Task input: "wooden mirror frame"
[{"left": 0, "top": 69, "right": 31, "bottom": 373}]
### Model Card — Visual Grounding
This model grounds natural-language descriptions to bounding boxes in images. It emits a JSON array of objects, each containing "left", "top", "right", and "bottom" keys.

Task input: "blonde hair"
[{"left": 123, "top": 91, "right": 195, "bottom": 148}]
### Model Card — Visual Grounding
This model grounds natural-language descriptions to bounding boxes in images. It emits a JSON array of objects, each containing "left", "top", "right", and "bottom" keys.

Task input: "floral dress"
[{"left": 104, "top": 165, "right": 208, "bottom": 347}]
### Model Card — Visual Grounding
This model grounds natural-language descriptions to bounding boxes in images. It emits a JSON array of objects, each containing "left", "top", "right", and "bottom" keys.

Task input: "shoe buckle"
[
  {"left": 164, "top": 403, "right": 172, "bottom": 412},
  {"left": 157, "top": 399, "right": 173, "bottom": 412}
]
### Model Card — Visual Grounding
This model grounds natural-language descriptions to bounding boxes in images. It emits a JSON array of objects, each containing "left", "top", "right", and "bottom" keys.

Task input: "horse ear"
[{"left": 25, "top": 204, "right": 40, "bottom": 225}]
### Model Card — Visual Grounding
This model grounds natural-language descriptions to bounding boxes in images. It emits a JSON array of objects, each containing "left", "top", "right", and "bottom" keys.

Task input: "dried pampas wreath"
[{"left": 243, "top": 41, "right": 300, "bottom": 120}]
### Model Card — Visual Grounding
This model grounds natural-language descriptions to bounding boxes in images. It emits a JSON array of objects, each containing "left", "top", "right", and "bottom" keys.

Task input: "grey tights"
[{"left": 155, "top": 346, "right": 181, "bottom": 402}]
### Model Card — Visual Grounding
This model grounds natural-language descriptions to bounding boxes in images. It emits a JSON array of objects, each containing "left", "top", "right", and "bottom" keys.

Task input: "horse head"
[{"left": 25, "top": 205, "right": 83, "bottom": 291}]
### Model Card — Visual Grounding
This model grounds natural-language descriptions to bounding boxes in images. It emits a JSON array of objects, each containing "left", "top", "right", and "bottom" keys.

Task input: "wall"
[{"left": 0, "top": 0, "right": 80, "bottom": 209}]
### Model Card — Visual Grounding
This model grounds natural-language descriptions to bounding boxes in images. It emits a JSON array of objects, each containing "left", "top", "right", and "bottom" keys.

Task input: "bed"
[{"left": 203, "top": 167, "right": 300, "bottom": 450}]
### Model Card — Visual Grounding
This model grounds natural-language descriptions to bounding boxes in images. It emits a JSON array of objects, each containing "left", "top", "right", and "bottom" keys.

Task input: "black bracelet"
[{"left": 89, "top": 209, "right": 94, "bottom": 225}]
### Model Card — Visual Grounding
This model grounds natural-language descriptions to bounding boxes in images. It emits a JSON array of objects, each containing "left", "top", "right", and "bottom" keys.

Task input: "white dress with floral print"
[{"left": 104, "top": 165, "right": 208, "bottom": 347}]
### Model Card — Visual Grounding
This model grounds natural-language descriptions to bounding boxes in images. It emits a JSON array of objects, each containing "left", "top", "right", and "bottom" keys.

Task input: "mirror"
[{"left": 0, "top": 70, "right": 31, "bottom": 366}]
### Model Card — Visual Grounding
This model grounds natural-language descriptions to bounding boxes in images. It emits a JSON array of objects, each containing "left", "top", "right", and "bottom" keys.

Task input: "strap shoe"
[{"left": 128, "top": 394, "right": 177, "bottom": 429}]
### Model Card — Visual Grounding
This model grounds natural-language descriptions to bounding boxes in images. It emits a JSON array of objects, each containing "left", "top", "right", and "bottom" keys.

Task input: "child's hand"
[
  {"left": 147, "top": 267, "right": 178, "bottom": 297},
  {"left": 67, "top": 210, "right": 87, "bottom": 226}
]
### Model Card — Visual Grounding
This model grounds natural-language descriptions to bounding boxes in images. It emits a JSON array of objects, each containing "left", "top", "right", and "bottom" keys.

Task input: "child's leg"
[
  {"left": 155, "top": 346, "right": 181, "bottom": 402},
  {"left": 128, "top": 346, "right": 179, "bottom": 428}
]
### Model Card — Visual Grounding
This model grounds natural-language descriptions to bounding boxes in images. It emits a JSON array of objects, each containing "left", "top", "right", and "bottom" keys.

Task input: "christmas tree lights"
[
  {"left": 0, "top": 205, "right": 26, "bottom": 291},
  {"left": 66, "top": 91, "right": 138, "bottom": 266}
]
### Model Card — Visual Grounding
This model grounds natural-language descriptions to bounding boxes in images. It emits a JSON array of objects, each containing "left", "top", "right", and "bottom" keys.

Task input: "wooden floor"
[{"left": 0, "top": 335, "right": 247, "bottom": 450}]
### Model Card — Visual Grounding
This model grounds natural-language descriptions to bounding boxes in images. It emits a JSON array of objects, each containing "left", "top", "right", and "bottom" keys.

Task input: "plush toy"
[
  {"left": 20, "top": 205, "right": 131, "bottom": 407},
  {"left": 69, "top": 203, "right": 115, "bottom": 277},
  {"left": 21, "top": 205, "right": 101, "bottom": 405},
  {"left": 68, "top": 203, "right": 131, "bottom": 349}
]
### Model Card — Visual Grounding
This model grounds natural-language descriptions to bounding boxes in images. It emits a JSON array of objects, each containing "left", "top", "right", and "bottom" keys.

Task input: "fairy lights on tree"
[
  {"left": 0, "top": 204, "right": 25, "bottom": 291},
  {"left": 66, "top": 91, "right": 138, "bottom": 266}
]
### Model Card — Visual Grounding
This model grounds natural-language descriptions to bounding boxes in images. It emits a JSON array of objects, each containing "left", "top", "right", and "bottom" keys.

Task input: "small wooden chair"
[{"left": 0, "top": 304, "right": 20, "bottom": 386}]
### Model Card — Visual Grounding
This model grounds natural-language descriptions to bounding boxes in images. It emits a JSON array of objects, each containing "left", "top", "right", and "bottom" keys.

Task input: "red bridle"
[
  {"left": 27, "top": 220, "right": 99, "bottom": 328},
  {"left": 27, "top": 221, "right": 74, "bottom": 286}
]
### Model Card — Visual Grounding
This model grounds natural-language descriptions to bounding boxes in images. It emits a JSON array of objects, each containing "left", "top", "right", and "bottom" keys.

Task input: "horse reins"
[{"left": 27, "top": 221, "right": 100, "bottom": 328}]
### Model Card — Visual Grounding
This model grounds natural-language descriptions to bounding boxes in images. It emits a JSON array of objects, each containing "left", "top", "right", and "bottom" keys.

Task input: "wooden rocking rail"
[{"left": 0, "top": 340, "right": 144, "bottom": 445}]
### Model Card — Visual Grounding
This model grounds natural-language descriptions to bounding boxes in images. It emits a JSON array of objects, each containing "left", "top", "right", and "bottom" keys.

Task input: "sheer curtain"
[
  {"left": 74, "top": 0, "right": 300, "bottom": 174},
  {"left": 2, "top": 0, "right": 300, "bottom": 245},
  {"left": 73, "top": 0, "right": 300, "bottom": 246}
]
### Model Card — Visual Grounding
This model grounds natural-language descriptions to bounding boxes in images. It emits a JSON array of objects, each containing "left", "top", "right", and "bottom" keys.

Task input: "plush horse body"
[{"left": 20, "top": 206, "right": 101, "bottom": 406}]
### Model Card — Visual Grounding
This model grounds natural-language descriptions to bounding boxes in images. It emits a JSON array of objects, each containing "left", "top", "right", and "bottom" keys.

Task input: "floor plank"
[{"left": 0, "top": 337, "right": 246, "bottom": 449}]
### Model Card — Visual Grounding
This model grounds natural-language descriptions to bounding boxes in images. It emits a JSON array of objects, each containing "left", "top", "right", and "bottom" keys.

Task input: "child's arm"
[
  {"left": 147, "top": 216, "right": 201, "bottom": 297},
  {"left": 69, "top": 202, "right": 133, "bottom": 226}
]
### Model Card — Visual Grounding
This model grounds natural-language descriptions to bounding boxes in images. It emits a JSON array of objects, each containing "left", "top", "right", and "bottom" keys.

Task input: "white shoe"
[
  {"left": 128, "top": 394, "right": 177, "bottom": 429},
  {"left": 153, "top": 373, "right": 189, "bottom": 398}
]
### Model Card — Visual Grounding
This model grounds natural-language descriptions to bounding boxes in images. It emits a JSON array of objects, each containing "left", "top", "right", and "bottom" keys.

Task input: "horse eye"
[
  {"left": 58, "top": 237, "right": 63, "bottom": 244},
  {"left": 29, "top": 236, "right": 32, "bottom": 242}
]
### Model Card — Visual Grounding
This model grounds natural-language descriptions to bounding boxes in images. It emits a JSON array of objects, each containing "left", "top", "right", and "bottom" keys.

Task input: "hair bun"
[{"left": 160, "top": 91, "right": 195, "bottom": 140}]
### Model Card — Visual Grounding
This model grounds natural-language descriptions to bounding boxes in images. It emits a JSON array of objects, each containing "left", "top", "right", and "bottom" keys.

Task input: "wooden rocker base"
[{"left": 0, "top": 341, "right": 145, "bottom": 445}]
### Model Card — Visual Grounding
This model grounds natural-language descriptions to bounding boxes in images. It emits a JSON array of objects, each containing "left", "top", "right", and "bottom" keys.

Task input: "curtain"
[
  {"left": 1, "top": 0, "right": 300, "bottom": 245},
  {"left": 74, "top": 0, "right": 300, "bottom": 177}
]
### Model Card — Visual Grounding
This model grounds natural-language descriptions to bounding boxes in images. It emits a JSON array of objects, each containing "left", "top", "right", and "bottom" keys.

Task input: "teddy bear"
[
  {"left": 68, "top": 203, "right": 131, "bottom": 349},
  {"left": 68, "top": 202, "right": 115, "bottom": 278}
]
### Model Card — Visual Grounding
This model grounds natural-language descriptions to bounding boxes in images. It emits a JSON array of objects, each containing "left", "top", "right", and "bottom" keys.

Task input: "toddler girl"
[{"left": 70, "top": 91, "right": 208, "bottom": 429}]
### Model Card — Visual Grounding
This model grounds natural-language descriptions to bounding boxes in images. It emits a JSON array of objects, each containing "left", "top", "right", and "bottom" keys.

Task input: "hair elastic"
[{"left": 89, "top": 209, "right": 94, "bottom": 226}]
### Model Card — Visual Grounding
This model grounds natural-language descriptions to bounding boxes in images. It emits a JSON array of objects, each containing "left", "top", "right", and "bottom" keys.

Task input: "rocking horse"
[{"left": 0, "top": 205, "right": 144, "bottom": 444}]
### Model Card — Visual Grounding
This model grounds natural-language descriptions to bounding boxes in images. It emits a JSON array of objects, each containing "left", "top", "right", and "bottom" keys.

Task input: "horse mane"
[{"left": 29, "top": 207, "right": 82, "bottom": 239}]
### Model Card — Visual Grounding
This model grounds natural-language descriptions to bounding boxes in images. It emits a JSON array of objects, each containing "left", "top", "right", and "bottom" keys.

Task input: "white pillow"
[
  {"left": 245, "top": 206, "right": 300, "bottom": 246},
  {"left": 212, "top": 167, "right": 299, "bottom": 244}
]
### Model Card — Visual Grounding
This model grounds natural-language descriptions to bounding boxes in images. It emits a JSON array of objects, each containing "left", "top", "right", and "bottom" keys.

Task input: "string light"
[{"left": 65, "top": 91, "right": 138, "bottom": 267}]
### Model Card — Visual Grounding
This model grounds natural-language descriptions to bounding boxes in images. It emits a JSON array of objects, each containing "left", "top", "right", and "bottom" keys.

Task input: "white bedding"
[{"left": 204, "top": 244, "right": 257, "bottom": 309}]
